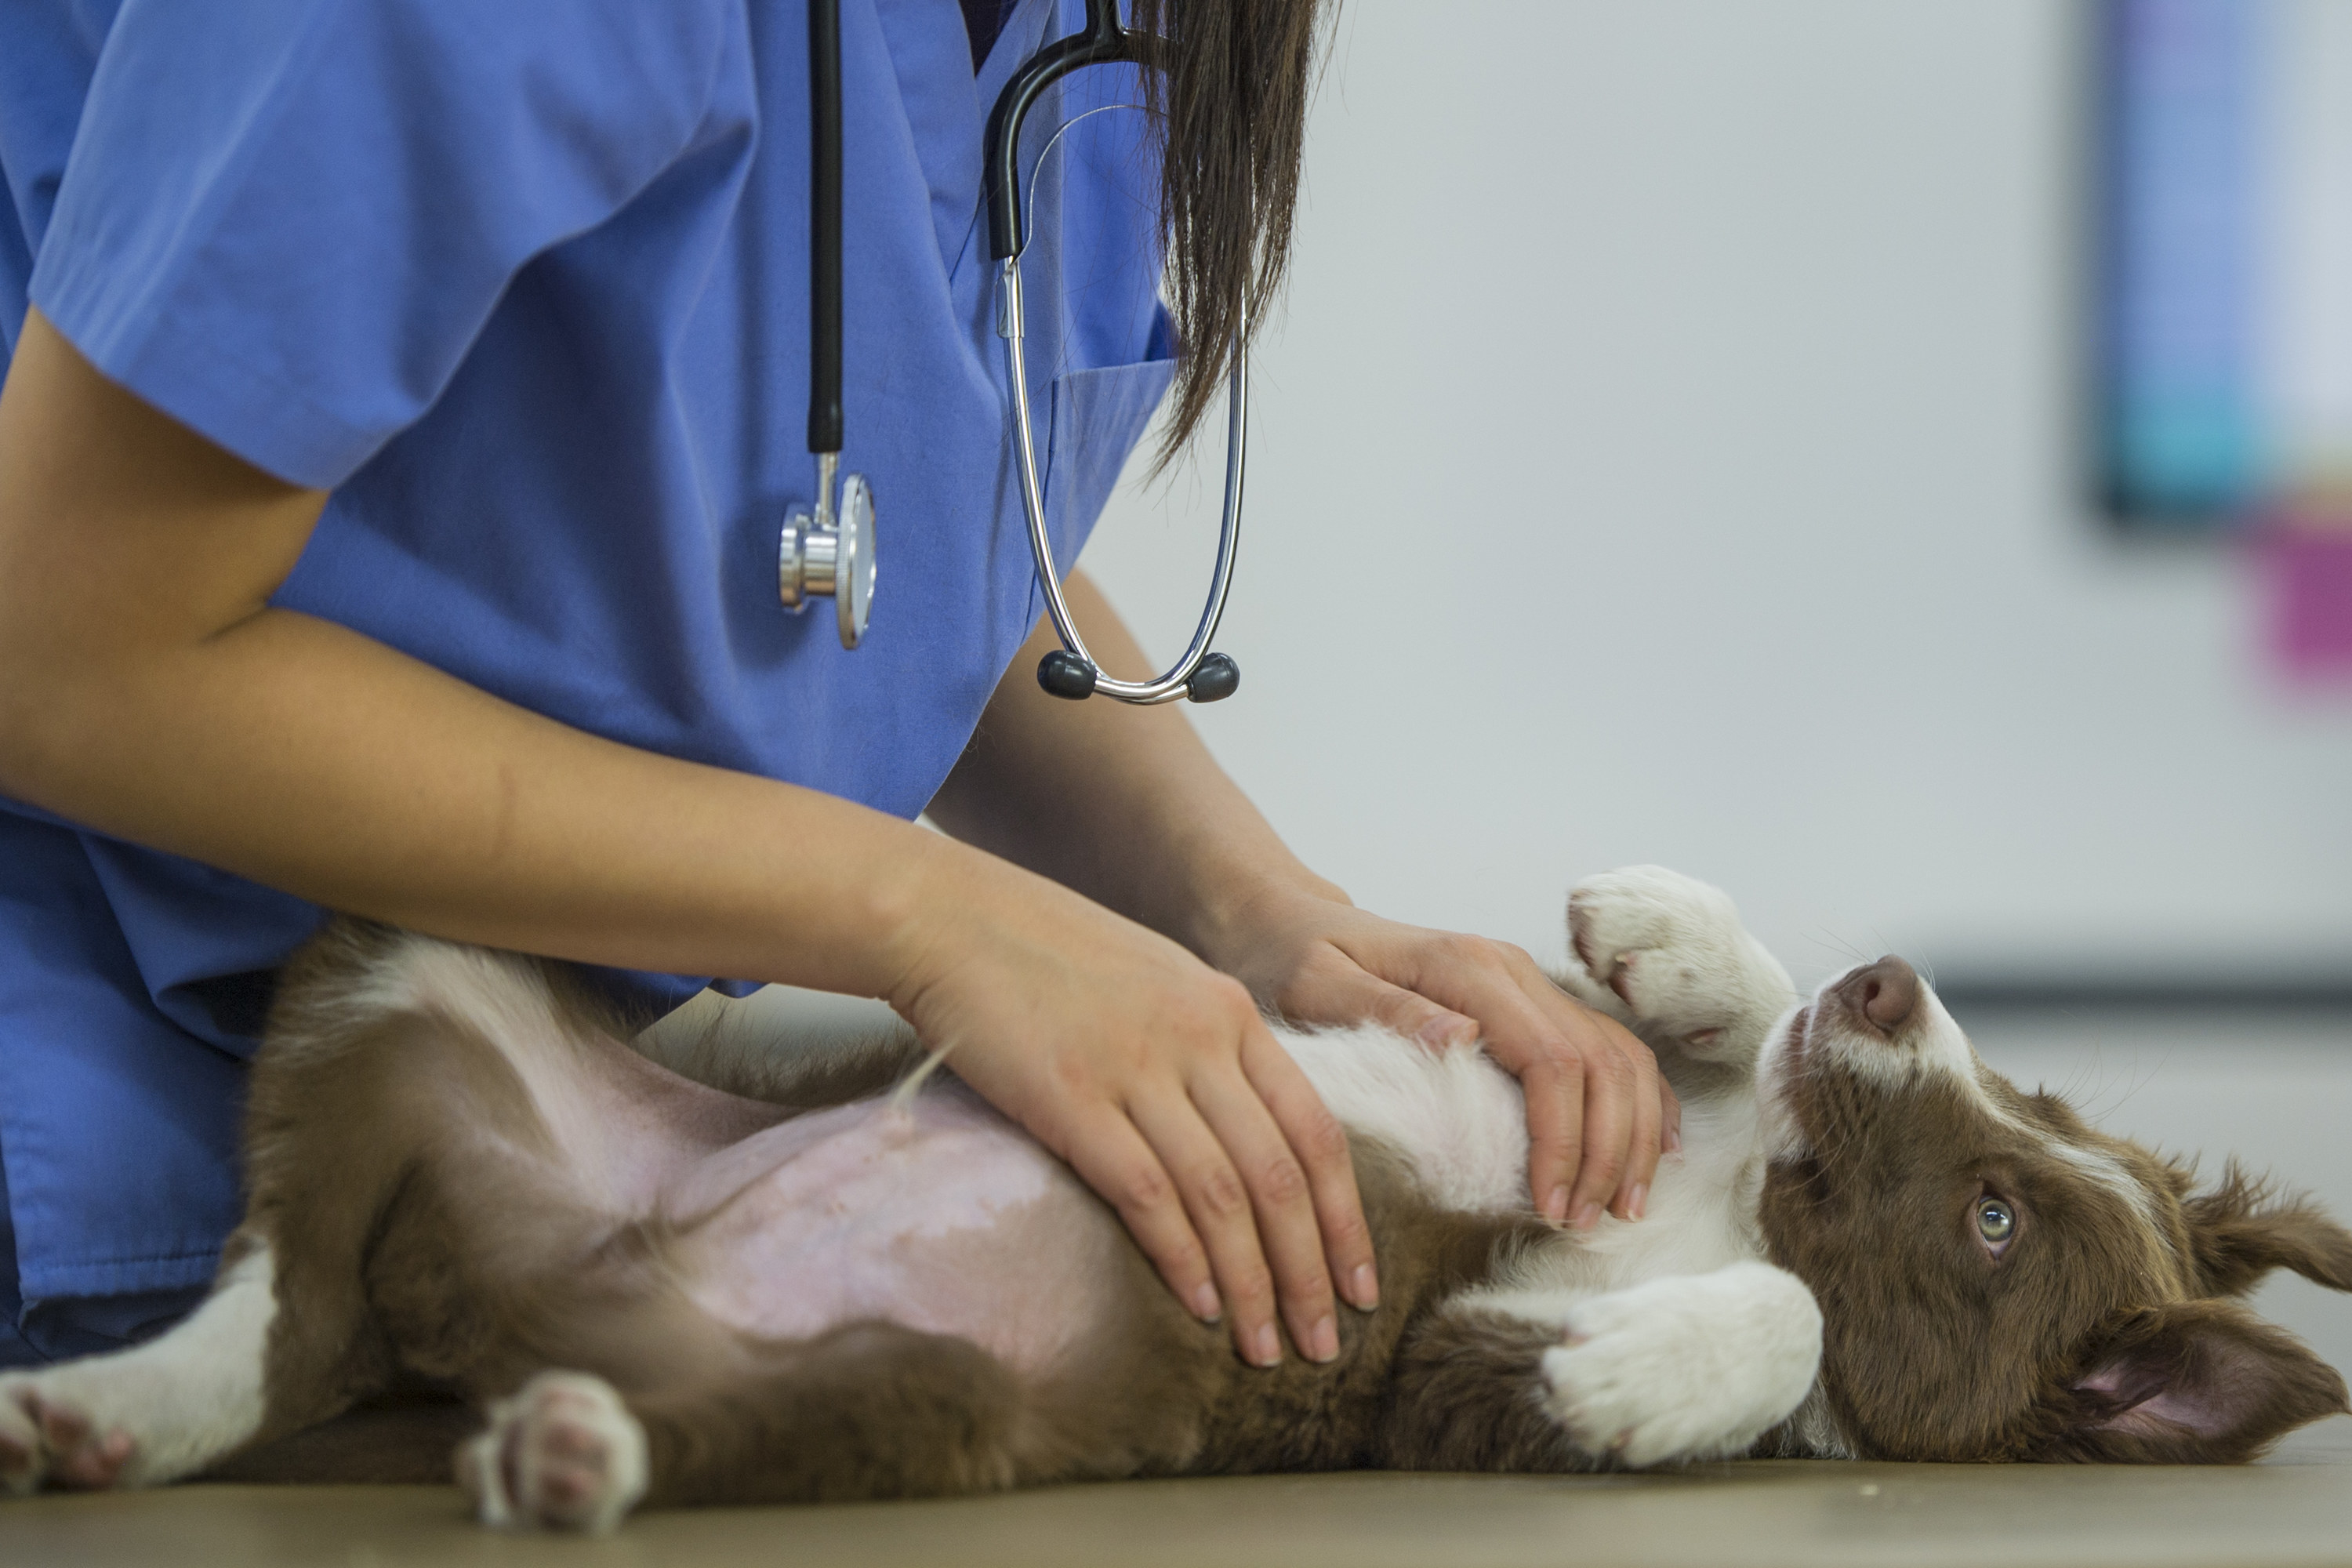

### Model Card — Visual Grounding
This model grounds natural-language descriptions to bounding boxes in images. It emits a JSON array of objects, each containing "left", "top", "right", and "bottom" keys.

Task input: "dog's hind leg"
[
  {"left": 459, "top": 1322, "right": 1052, "bottom": 1530},
  {"left": 1378, "top": 1303, "right": 1591, "bottom": 1475},
  {"left": 0, "top": 1010, "right": 430, "bottom": 1493},
  {"left": 0, "top": 1238, "right": 283, "bottom": 1493},
  {"left": 0, "top": 925, "right": 542, "bottom": 1492}
]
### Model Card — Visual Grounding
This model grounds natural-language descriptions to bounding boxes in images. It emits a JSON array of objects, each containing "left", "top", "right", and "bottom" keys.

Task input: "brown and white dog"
[{"left": 2, "top": 866, "right": 2347, "bottom": 1530}]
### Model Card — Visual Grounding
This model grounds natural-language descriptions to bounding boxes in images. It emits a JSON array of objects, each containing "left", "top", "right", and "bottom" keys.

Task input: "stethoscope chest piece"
[{"left": 780, "top": 457, "right": 876, "bottom": 650}]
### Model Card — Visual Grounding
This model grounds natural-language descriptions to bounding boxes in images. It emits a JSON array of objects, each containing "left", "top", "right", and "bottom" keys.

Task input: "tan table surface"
[{"left": 5, "top": 1423, "right": 2351, "bottom": 1568}]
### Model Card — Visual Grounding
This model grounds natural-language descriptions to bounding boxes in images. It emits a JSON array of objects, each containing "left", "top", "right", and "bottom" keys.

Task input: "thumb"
[{"left": 1285, "top": 958, "right": 1479, "bottom": 1051}]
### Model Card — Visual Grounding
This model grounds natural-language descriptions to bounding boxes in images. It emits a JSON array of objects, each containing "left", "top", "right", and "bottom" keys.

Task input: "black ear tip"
[
  {"left": 1037, "top": 650, "right": 1098, "bottom": 699},
  {"left": 1185, "top": 652, "right": 1239, "bottom": 703}
]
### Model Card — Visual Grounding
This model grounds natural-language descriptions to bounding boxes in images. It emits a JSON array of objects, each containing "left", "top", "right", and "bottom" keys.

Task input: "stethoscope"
[{"left": 779, "top": 0, "right": 1244, "bottom": 705}]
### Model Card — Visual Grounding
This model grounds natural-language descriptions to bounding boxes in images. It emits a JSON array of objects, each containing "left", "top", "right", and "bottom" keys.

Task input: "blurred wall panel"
[
  {"left": 2096, "top": 0, "right": 2352, "bottom": 524},
  {"left": 1079, "top": 0, "right": 2352, "bottom": 989}
]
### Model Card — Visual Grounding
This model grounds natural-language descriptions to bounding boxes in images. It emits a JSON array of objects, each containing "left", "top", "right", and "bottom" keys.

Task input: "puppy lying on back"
[{"left": 2, "top": 866, "right": 2347, "bottom": 1530}]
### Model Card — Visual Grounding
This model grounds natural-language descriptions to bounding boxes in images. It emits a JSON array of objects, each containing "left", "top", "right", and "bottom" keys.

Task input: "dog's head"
[{"left": 1755, "top": 957, "right": 2352, "bottom": 1462}]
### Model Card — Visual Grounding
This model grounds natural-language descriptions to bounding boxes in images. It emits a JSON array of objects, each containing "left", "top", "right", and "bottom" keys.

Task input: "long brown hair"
[{"left": 1129, "top": 0, "right": 1330, "bottom": 464}]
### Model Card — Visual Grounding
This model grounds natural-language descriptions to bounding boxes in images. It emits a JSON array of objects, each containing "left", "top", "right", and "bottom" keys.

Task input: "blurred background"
[{"left": 1073, "top": 1, "right": 2352, "bottom": 1392}]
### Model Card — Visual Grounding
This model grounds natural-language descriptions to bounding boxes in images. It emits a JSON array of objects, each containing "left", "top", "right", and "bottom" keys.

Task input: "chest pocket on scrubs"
[{"left": 1035, "top": 354, "right": 1178, "bottom": 619}]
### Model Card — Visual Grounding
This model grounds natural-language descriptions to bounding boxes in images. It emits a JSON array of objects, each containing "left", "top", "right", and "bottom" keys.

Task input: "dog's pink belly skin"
[{"left": 662, "top": 1086, "right": 1127, "bottom": 1376}]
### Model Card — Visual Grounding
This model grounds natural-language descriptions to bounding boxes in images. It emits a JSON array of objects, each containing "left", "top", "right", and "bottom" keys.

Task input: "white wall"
[{"left": 1081, "top": 0, "right": 2352, "bottom": 989}]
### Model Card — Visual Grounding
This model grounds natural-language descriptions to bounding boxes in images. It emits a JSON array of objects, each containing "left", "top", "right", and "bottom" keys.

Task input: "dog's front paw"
[
  {"left": 0, "top": 1374, "right": 136, "bottom": 1495},
  {"left": 1540, "top": 1263, "right": 1821, "bottom": 1468},
  {"left": 1564, "top": 867, "right": 1795, "bottom": 1063},
  {"left": 462, "top": 1371, "right": 648, "bottom": 1534}
]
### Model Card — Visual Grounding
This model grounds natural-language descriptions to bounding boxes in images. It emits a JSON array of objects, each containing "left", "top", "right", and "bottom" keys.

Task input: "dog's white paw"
[
  {"left": 462, "top": 1371, "right": 648, "bottom": 1534},
  {"left": 1540, "top": 1264, "right": 1822, "bottom": 1468},
  {"left": 0, "top": 1373, "right": 137, "bottom": 1495},
  {"left": 1566, "top": 867, "right": 1795, "bottom": 1062}
]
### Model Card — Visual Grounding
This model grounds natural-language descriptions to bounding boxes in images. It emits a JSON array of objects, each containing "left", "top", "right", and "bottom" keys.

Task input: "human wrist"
[
  {"left": 1182, "top": 851, "right": 1352, "bottom": 982},
  {"left": 862, "top": 823, "right": 994, "bottom": 1017}
]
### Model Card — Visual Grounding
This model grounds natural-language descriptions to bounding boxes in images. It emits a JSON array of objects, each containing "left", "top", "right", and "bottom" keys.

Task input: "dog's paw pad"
[
  {"left": 0, "top": 1378, "right": 135, "bottom": 1496},
  {"left": 464, "top": 1372, "right": 647, "bottom": 1534}
]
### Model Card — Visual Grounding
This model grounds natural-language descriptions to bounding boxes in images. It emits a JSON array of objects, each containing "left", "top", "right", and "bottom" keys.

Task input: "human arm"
[
  {"left": 0, "top": 309, "right": 1350, "bottom": 1365},
  {"left": 929, "top": 572, "right": 1680, "bottom": 1232}
]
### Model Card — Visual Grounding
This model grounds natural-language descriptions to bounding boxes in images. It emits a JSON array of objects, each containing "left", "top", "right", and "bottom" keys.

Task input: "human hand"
[
  {"left": 883, "top": 848, "right": 1377, "bottom": 1368},
  {"left": 1206, "top": 887, "right": 1679, "bottom": 1229}
]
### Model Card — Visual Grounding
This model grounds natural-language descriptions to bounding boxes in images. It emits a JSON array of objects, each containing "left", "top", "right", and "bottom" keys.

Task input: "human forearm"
[
  {"left": 2, "top": 601, "right": 984, "bottom": 997},
  {"left": 927, "top": 571, "right": 1343, "bottom": 973},
  {"left": 0, "top": 308, "right": 970, "bottom": 996}
]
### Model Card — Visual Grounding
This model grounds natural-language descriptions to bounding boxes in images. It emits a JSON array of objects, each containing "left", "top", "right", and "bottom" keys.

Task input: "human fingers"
[
  {"left": 1272, "top": 946, "right": 1479, "bottom": 1051},
  {"left": 1240, "top": 1026, "right": 1377, "bottom": 1312},
  {"left": 1602, "top": 1017, "right": 1665, "bottom": 1221},
  {"left": 1123, "top": 1085, "right": 1294, "bottom": 1367},
  {"left": 1346, "top": 934, "right": 1668, "bottom": 1227},
  {"left": 1363, "top": 938, "right": 1594, "bottom": 1224},
  {"left": 1055, "top": 1109, "right": 1225, "bottom": 1331},
  {"left": 1181, "top": 1062, "right": 1346, "bottom": 1366},
  {"left": 1524, "top": 982, "right": 1661, "bottom": 1226}
]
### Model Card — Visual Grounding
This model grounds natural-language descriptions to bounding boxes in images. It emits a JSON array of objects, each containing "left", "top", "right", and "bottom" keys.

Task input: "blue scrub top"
[{"left": 0, "top": 0, "right": 1176, "bottom": 1357}]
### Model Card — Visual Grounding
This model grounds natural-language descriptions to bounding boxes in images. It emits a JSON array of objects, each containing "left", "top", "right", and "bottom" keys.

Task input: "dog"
[{"left": 2, "top": 866, "right": 2347, "bottom": 1530}]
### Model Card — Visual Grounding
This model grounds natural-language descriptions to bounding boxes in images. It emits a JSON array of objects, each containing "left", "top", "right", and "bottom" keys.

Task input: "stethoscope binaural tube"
[
  {"left": 986, "top": 0, "right": 1244, "bottom": 706},
  {"left": 998, "top": 257, "right": 1243, "bottom": 705}
]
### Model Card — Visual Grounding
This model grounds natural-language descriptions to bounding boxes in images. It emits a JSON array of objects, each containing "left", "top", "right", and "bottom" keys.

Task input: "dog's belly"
[{"left": 659, "top": 1084, "right": 1127, "bottom": 1375}]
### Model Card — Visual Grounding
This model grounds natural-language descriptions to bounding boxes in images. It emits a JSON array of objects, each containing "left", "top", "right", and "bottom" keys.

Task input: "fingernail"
[
  {"left": 1251, "top": 1323, "right": 1283, "bottom": 1368},
  {"left": 1573, "top": 1201, "right": 1603, "bottom": 1230},
  {"left": 1665, "top": 1123, "right": 1684, "bottom": 1155},
  {"left": 1544, "top": 1186, "right": 1570, "bottom": 1225},
  {"left": 1192, "top": 1283, "right": 1222, "bottom": 1323},
  {"left": 1416, "top": 1014, "right": 1476, "bottom": 1050},
  {"left": 1349, "top": 1263, "right": 1381, "bottom": 1312},
  {"left": 1307, "top": 1316, "right": 1340, "bottom": 1363},
  {"left": 1626, "top": 1183, "right": 1649, "bottom": 1221}
]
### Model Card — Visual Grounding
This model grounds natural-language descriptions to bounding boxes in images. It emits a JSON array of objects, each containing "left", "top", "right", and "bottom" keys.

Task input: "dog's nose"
[{"left": 1835, "top": 956, "right": 1919, "bottom": 1033}]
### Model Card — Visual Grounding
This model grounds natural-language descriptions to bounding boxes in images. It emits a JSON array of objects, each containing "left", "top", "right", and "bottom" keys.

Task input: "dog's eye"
[{"left": 1976, "top": 1196, "right": 2016, "bottom": 1244}]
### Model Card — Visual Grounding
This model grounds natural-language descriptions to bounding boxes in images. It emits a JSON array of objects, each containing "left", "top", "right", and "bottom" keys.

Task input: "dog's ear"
[
  {"left": 2034, "top": 1300, "right": 2348, "bottom": 1463},
  {"left": 2183, "top": 1161, "right": 2352, "bottom": 1297}
]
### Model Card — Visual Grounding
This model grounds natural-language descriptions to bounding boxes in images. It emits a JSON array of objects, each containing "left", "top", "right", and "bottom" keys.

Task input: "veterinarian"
[{"left": 0, "top": 0, "right": 1674, "bottom": 1375}]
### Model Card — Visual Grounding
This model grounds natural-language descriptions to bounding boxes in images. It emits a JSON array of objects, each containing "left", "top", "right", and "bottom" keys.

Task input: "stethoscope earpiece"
[
  {"left": 1036, "top": 650, "right": 1098, "bottom": 699},
  {"left": 1184, "top": 652, "right": 1240, "bottom": 704}
]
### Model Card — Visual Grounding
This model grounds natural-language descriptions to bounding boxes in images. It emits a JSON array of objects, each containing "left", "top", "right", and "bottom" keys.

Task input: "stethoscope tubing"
[
  {"left": 986, "top": 1, "right": 1246, "bottom": 704},
  {"left": 790, "top": 0, "right": 1245, "bottom": 699}
]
